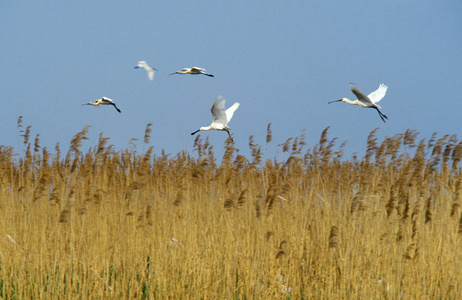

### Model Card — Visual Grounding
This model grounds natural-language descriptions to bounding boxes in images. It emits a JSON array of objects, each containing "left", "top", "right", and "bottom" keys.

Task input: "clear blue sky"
[{"left": 2, "top": 2, "right": 461, "bottom": 159}]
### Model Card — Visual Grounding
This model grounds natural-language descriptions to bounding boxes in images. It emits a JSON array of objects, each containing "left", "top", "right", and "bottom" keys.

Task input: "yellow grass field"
[{"left": 1, "top": 123, "right": 462, "bottom": 299}]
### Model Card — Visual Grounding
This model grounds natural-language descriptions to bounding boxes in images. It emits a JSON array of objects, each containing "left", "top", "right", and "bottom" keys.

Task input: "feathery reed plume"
[
  {"left": 255, "top": 200, "right": 261, "bottom": 219},
  {"left": 403, "top": 129, "right": 418, "bottom": 149},
  {"left": 350, "top": 192, "right": 365, "bottom": 214},
  {"left": 69, "top": 126, "right": 91, "bottom": 157},
  {"left": 33, "top": 134, "right": 40, "bottom": 153},
  {"left": 365, "top": 128, "right": 379, "bottom": 161},
  {"left": 328, "top": 226, "right": 339, "bottom": 249},
  {"left": 237, "top": 189, "right": 247, "bottom": 207},
  {"left": 17, "top": 115, "right": 23, "bottom": 130},
  {"left": 96, "top": 132, "right": 110, "bottom": 154},
  {"left": 452, "top": 141, "right": 462, "bottom": 170},
  {"left": 144, "top": 122, "right": 153, "bottom": 144},
  {"left": 32, "top": 170, "right": 50, "bottom": 202},
  {"left": 411, "top": 196, "right": 421, "bottom": 240},
  {"left": 282, "top": 137, "right": 293, "bottom": 153},
  {"left": 425, "top": 196, "right": 432, "bottom": 224},
  {"left": 22, "top": 125, "right": 32, "bottom": 146},
  {"left": 411, "top": 219, "right": 418, "bottom": 240},
  {"left": 266, "top": 123, "right": 272, "bottom": 143},
  {"left": 451, "top": 177, "right": 461, "bottom": 217},
  {"left": 145, "top": 201, "right": 153, "bottom": 226},
  {"left": 276, "top": 240, "right": 288, "bottom": 259},
  {"left": 427, "top": 132, "right": 438, "bottom": 149},
  {"left": 396, "top": 222, "right": 405, "bottom": 242},
  {"left": 248, "top": 135, "right": 262, "bottom": 166},
  {"left": 386, "top": 187, "right": 397, "bottom": 218},
  {"left": 265, "top": 231, "right": 274, "bottom": 241},
  {"left": 404, "top": 243, "right": 416, "bottom": 260},
  {"left": 224, "top": 198, "right": 235, "bottom": 211},
  {"left": 59, "top": 209, "right": 70, "bottom": 223},
  {"left": 173, "top": 181, "right": 184, "bottom": 207},
  {"left": 292, "top": 137, "right": 299, "bottom": 153},
  {"left": 458, "top": 213, "right": 462, "bottom": 235}
]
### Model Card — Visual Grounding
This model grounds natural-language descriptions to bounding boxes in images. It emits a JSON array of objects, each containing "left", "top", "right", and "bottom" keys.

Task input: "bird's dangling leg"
[
  {"left": 225, "top": 129, "right": 233, "bottom": 142},
  {"left": 374, "top": 107, "right": 387, "bottom": 123}
]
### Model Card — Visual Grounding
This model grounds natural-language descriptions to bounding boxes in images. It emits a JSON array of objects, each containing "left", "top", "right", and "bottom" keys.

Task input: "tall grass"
[{"left": 1, "top": 121, "right": 461, "bottom": 299}]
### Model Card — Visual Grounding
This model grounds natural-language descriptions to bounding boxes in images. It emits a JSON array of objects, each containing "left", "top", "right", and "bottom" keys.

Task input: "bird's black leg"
[
  {"left": 112, "top": 103, "right": 122, "bottom": 113},
  {"left": 374, "top": 107, "right": 387, "bottom": 123},
  {"left": 225, "top": 129, "right": 233, "bottom": 142}
]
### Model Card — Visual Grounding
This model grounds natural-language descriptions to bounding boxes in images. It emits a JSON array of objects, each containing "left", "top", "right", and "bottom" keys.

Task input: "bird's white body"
[
  {"left": 134, "top": 61, "right": 156, "bottom": 81},
  {"left": 191, "top": 96, "right": 240, "bottom": 140},
  {"left": 170, "top": 67, "right": 214, "bottom": 77},
  {"left": 82, "top": 97, "right": 121, "bottom": 113},
  {"left": 329, "top": 83, "right": 388, "bottom": 122}
]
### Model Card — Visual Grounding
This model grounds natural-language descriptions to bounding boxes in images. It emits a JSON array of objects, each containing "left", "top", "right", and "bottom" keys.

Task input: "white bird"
[
  {"left": 170, "top": 67, "right": 214, "bottom": 77},
  {"left": 134, "top": 61, "right": 157, "bottom": 81},
  {"left": 191, "top": 96, "right": 240, "bottom": 141},
  {"left": 82, "top": 97, "right": 121, "bottom": 113},
  {"left": 329, "top": 83, "right": 388, "bottom": 122}
]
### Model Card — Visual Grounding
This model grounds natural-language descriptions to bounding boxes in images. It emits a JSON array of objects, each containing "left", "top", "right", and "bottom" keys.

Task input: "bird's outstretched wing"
[
  {"left": 192, "top": 67, "right": 206, "bottom": 72},
  {"left": 147, "top": 69, "right": 154, "bottom": 81},
  {"left": 225, "top": 102, "right": 240, "bottom": 123},
  {"left": 350, "top": 83, "right": 373, "bottom": 105},
  {"left": 211, "top": 96, "right": 227, "bottom": 124},
  {"left": 368, "top": 83, "right": 388, "bottom": 104}
]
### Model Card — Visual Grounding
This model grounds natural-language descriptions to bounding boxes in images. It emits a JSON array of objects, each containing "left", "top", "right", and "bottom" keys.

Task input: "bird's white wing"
[
  {"left": 100, "top": 97, "right": 114, "bottom": 104},
  {"left": 137, "top": 61, "right": 148, "bottom": 68},
  {"left": 349, "top": 83, "right": 373, "bottom": 105},
  {"left": 225, "top": 102, "right": 240, "bottom": 123},
  {"left": 210, "top": 96, "right": 227, "bottom": 125},
  {"left": 192, "top": 67, "right": 206, "bottom": 72},
  {"left": 367, "top": 83, "right": 388, "bottom": 104},
  {"left": 147, "top": 69, "right": 154, "bottom": 80}
]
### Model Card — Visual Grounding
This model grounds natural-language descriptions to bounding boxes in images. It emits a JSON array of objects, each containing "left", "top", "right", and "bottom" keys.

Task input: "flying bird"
[
  {"left": 82, "top": 97, "right": 121, "bottom": 113},
  {"left": 134, "top": 61, "right": 157, "bottom": 81},
  {"left": 329, "top": 83, "right": 388, "bottom": 122},
  {"left": 191, "top": 96, "right": 240, "bottom": 141},
  {"left": 170, "top": 67, "right": 214, "bottom": 77}
]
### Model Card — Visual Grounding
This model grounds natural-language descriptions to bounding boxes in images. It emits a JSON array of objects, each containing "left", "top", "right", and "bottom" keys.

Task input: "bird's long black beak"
[
  {"left": 328, "top": 99, "right": 342, "bottom": 104},
  {"left": 134, "top": 66, "right": 140, "bottom": 69},
  {"left": 191, "top": 129, "right": 200, "bottom": 135},
  {"left": 81, "top": 103, "right": 90, "bottom": 106},
  {"left": 169, "top": 72, "right": 177, "bottom": 76}
]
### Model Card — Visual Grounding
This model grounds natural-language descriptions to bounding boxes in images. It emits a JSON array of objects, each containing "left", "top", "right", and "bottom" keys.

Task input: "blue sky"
[{"left": 1, "top": 2, "right": 461, "bottom": 159}]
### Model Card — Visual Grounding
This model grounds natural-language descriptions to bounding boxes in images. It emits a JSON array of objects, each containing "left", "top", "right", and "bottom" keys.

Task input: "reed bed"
[{"left": 1, "top": 122, "right": 461, "bottom": 299}]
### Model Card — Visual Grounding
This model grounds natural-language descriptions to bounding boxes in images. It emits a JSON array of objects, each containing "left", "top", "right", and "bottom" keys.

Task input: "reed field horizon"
[{"left": 1, "top": 118, "right": 462, "bottom": 299}]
